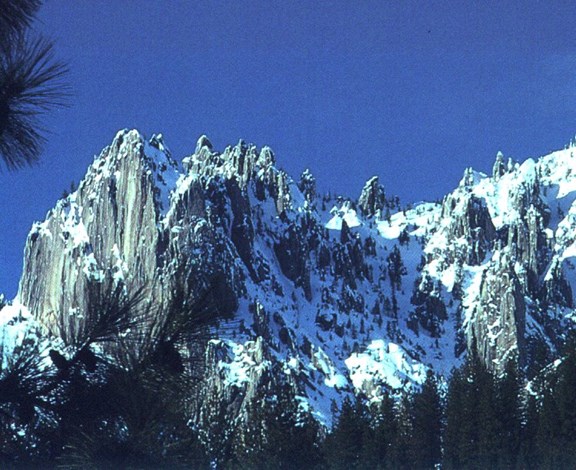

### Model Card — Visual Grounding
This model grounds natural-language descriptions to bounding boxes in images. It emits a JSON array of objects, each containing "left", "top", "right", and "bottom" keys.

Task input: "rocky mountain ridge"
[{"left": 7, "top": 129, "right": 576, "bottom": 427}]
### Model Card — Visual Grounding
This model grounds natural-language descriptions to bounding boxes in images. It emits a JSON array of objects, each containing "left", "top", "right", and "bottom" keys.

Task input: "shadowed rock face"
[
  {"left": 358, "top": 176, "right": 386, "bottom": 219},
  {"left": 16, "top": 130, "right": 576, "bottom": 432}
]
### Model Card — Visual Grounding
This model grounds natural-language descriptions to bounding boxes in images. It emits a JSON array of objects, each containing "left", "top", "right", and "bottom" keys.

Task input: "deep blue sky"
[{"left": 2, "top": 0, "right": 576, "bottom": 298}]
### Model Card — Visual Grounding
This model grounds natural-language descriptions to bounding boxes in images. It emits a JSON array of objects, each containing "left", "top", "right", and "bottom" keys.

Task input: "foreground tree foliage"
[
  {"left": 55, "top": 361, "right": 209, "bottom": 469},
  {"left": 0, "top": 276, "right": 217, "bottom": 468},
  {"left": 0, "top": 0, "right": 68, "bottom": 171}
]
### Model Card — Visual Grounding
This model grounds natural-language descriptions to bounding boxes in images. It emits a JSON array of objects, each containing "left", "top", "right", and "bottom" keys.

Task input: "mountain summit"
[{"left": 10, "top": 129, "right": 576, "bottom": 427}]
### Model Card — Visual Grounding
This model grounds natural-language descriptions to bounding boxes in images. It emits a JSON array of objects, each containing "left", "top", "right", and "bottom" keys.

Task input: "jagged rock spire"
[
  {"left": 299, "top": 169, "right": 317, "bottom": 204},
  {"left": 460, "top": 167, "right": 475, "bottom": 188},
  {"left": 358, "top": 176, "right": 386, "bottom": 218},
  {"left": 492, "top": 151, "right": 506, "bottom": 179},
  {"left": 195, "top": 134, "right": 213, "bottom": 154}
]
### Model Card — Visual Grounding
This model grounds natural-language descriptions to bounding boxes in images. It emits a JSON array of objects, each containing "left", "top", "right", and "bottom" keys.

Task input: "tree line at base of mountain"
[
  {"left": 221, "top": 345, "right": 576, "bottom": 470},
  {"left": 2, "top": 330, "right": 576, "bottom": 470}
]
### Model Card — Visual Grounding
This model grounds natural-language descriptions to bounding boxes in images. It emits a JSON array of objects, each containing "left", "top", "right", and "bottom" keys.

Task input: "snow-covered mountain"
[{"left": 6, "top": 129, "right": 576, "bottom": 429}]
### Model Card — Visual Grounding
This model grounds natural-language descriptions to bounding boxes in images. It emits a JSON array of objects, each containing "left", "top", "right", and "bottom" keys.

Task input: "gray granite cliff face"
[
  {"left": 19, "top": 130, "right": 166, "bottom": 341},
  {"left": 468, "top": 252, "right": 526, "bottom": 368}
]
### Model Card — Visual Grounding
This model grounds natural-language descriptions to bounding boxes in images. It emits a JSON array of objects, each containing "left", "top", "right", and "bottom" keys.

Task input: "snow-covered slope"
[{"left": 8, "top": 129, "right": 576, "bottom": 429}]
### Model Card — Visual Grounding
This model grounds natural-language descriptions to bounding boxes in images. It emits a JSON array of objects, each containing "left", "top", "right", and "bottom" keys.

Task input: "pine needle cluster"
[{"left": 0, "top": 0, "right": 68, "bottom": 171}]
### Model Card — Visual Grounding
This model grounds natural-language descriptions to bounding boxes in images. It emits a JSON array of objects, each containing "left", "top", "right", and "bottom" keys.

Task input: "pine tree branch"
[
  {"left": 0, "top": 0, "right": 42, "bottom": 38},
  {"left": 0, "top": 33, "right": 69, "bottom": 170}
]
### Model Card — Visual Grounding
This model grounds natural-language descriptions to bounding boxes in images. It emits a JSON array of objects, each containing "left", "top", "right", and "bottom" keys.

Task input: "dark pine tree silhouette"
[
  {"left": 386, "top": 395, "right": 413, "bottom": 469},
  {"left": 535, "top": 345, "right": 576, "bottom": 468},
  {"left": 324, "top": 396, "right": 370, "bottom": 470},
  {"left": 410, "top": 370, "right": 443, "bottom": 469},
  {"left": 0, "top": 0, "right": 68, "bottom": 170},
  {"left": 361, "top": 391, "right": 398, "bottom": 469},
  {"left": 443, "top": 365, "right": 469, "bottom": 469},
  {"left": 0, "top": 0, "right": 41, "bottom": 35},
  {"left": 444, "top": 354, "right": 496, "bottom": 470},
  {"left": 495, "top": 358, "right": 523, "bottom": 468},
  {"left": 228, "top": 383, "right": 322, "bottom": 470}
]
